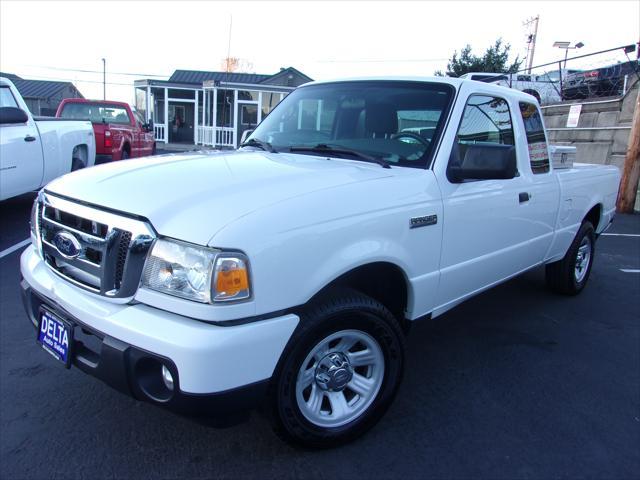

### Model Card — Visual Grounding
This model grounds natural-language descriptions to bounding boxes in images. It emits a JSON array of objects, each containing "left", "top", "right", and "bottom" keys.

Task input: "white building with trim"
[{"left": 133, "top": 67, "right": 312, "bottom": 148}]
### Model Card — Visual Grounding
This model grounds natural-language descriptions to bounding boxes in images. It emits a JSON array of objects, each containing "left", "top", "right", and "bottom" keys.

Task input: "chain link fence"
[{"left": 496, "top": 44, "right": 640, "bottom": 105}]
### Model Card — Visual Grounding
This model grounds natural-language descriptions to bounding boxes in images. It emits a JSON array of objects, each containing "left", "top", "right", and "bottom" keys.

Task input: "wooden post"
[{"left": 616, "top": 89, "right": 640, "bottom": 213}]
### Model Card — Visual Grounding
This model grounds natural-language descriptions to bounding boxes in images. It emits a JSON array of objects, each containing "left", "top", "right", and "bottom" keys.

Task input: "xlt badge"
[{"left": 410, "top": 215, "right": 437, "bottom": 229}]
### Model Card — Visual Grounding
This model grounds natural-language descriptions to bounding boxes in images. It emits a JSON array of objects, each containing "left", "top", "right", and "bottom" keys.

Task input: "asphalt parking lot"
[{"left": 1, "top": 193, "right": 639, "bottom": 479}]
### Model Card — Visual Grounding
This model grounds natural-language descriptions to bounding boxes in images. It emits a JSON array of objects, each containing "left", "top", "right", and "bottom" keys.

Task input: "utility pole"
[
  {"left": 102, "top": 58, "right": 106, "bottom": 100},
  {"left": 616, "top": 88, "right": 640, "bottom": 213},
  {"left": 523, "top": 15, "right": 539, "bottom": 74}
]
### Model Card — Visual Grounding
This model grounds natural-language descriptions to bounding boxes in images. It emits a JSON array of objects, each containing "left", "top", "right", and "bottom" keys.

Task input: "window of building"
[
  {"left": 261, "top": 91, "right": 283, "bottom": 120},
  {"left": 519, "top": 101, "right": 550, "bottom": 174}
]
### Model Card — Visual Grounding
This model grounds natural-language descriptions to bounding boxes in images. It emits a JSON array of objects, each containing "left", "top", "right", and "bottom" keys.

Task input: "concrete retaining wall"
[{"left": 542, "top": 78, "right": 639, "bottom": 209}]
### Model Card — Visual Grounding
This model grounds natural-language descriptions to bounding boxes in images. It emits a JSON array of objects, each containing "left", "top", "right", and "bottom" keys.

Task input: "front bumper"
[{"left": 20, "top": 246, "right": 299, "bottom": 414}]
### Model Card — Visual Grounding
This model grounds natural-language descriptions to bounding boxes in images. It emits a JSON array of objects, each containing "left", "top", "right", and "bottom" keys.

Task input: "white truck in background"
[
  {"left": 460, "top": 72, "right": 563, "bottom": 104},
  {"left": 0, "top": 77, "right": 95, "bottom": 201}
]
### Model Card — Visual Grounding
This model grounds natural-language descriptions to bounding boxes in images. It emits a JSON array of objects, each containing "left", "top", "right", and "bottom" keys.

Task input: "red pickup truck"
[{"left": 56, "top": 99, "right": 156, "bottom": 163}]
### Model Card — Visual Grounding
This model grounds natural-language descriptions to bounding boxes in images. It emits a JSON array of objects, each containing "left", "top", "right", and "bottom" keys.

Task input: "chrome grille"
[{"left": 37, "top": 192, "right": 155, "bottom": 300}]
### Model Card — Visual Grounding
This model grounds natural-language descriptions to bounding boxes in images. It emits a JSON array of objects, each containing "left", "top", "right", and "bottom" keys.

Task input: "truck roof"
[{"left": 301, "top": 76, "right": 540, "bottom": 103}]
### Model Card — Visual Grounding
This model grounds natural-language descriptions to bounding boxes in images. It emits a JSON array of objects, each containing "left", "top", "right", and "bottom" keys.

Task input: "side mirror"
[
  {"left": 240, "top": 129, "right": 254, "bottom": 144},
  {"left": 448, "top": 143, "right": 517, "bottom": 183},
  {"left": 0, "top": 107, "right": 29, "bottom": 125}
]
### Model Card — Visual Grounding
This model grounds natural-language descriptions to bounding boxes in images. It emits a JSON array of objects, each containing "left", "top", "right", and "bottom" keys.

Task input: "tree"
[
  {"left": 435, "top": 39, "right": 522, "bottom": 77},
  {"left": 220, "top": 57, "right": 254, "bottom": 73}
]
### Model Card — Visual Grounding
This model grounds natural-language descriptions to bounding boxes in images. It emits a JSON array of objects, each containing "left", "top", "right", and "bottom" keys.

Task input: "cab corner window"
[{"left": 519, "top": 102, "right": 550, "bottom": 174}]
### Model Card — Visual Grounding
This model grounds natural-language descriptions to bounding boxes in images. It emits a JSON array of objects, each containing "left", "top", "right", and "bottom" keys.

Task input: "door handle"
[
  {"left": 519, "top": 192, "right": 530, "bottom": 203},
  {"left": 24, "top": 135, "right": 36, "bottom": 142}
]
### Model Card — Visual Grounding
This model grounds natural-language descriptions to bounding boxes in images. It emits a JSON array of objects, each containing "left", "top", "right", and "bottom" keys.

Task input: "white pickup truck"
[
  {"left": 0, "top": 77, "right": 95, "bottom": 201},
  {"left": 20, "top": 77, "right": 620, "bottom": 448}
]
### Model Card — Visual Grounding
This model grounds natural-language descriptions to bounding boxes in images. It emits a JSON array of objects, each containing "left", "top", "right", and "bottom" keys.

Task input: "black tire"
[
  {"left": 71, "top": 157, "right": 85, "bottom": 171},
  {"left": 546, "top": 221, "right": 595, "bottom": 295},
  {"left": 268, "top": 288, "right": 405, "bottom": 448},
  {"left": 121, "top": 149, "right": 130, "bottom": 160}
]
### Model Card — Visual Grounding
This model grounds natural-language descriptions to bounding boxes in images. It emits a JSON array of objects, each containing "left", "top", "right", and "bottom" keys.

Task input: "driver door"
[
  {"left": 0, "top": 86, "right": 43, "bottom": 200},
  {"left": 435, "top": 94, "right": 533, "bottom": 310}
]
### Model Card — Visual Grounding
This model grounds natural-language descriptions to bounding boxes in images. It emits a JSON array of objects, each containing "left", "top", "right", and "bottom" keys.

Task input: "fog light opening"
[{"left": 162, "top": 364, "right": 174, "bottom": 391}]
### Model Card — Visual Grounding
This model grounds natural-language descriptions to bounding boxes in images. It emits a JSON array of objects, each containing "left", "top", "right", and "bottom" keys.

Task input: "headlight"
[
  {"left": 30, "top": 196, "right": 42, "bottom": 256},
  {"left": 141, "top": 238, "right": 251, "bottom": 303}
]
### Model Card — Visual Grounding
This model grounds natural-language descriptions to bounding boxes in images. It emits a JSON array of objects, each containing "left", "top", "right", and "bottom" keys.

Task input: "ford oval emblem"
[{"left": 52, "top": 231, "right": 81, "bottom": 259}]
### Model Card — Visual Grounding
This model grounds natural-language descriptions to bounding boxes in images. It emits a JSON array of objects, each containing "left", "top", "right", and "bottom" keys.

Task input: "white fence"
[
  {"left": 154, "top": 124, "right": 167, "bottom": 143},
  {"left": 197, "top": 126, "right": 234, "bottom": 147}
]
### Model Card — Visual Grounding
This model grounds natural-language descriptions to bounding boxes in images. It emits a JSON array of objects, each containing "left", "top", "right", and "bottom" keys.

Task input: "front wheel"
[
  {"left": 546, "top": 221, "right": 595, "bottom": 295},
  {"left": 269, "top": 289, "right": 405, "bottom": 448}
]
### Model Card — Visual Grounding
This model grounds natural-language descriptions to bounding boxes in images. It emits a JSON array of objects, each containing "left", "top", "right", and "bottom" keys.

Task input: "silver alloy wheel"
[
  {"left": 295, "top": 329, "right": 385, "bottom": 428},
  {"left": 574, "top": 235, "right": 592, "bottom": 283}
]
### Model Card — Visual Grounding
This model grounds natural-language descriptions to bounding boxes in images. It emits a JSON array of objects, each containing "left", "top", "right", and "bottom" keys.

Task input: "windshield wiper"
[
  {"left": 240, "top": 138, "right": 278, "bottom": 153},
  {"left": 288, "top": 144, "right": 390, "bottom": 169}
]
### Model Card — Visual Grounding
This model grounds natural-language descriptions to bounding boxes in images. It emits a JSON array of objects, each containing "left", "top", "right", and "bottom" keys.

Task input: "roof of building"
[
  {"left": 168, "top": 67, "right": 313, "bottom": 86},
  {"left": 0, "top": 72, "right": 83, "bottom": 99},
  {"left": 168, "top": 70, "right": 272, "bottom": 85}
]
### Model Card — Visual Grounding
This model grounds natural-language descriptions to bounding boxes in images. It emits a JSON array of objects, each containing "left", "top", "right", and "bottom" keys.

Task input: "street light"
[{"left": 553, "top": 41, "right": 585, "bottom": 70}]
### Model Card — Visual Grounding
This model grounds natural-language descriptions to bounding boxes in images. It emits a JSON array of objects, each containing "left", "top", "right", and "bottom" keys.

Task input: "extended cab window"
[
  {"left": 0, "top": 87, "right": 18, "bottom": 108},
  {"left": 519, "top": 102, "right": 550, "bottom": 174}
]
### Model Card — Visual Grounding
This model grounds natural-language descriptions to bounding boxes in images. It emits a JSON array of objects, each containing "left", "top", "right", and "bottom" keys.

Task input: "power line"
[
  {"left": 316, "top": 58, "right": 448, "bottom": 64},
  {"left": 10, "top": 72, "right": 133, "bottom": 87},
  {"left": 21, "top": 64, "right": 168, "bottom": 78}
]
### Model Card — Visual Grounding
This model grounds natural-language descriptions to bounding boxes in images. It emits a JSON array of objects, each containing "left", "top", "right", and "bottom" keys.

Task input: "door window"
[
  {"left": 0, "top": 87, "right": 18, "bottom": 108},
  {"left": 519, "top": 102, "right": 550, "bottom": 174},
  {"left": 456, "top": 95, "right": 514, "bottom": 146}
]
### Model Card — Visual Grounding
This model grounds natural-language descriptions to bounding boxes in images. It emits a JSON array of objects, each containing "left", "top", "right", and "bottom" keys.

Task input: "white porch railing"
[
  {"left": 198, "top": 126, "right": 234, "bottom": 147},
  {"left": 154, "top": 124, "right": 167, "bottom": 143}
]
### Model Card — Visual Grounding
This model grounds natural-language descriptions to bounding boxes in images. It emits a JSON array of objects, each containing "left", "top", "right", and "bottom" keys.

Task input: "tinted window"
[
  {"left": 519, "top": 102, "right": 550, "bottom": 174},
  {"left": 0, "top": 87, "right": 18, "bottom": 108},
  {"left": 59, "top": 103, "right": 131, "bottom": 124},
  {"left": 249, "top": 81, "right": 455, "bottom": 168}
]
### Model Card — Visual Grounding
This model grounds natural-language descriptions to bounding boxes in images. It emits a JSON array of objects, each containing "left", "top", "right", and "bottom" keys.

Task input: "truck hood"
[{"left": 45, "top": 150, "right": 394, "bottom": 245}]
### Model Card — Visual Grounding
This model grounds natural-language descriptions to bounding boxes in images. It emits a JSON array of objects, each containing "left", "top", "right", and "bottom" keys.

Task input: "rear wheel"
[
  {"left": 546, "top": 221, "right": 595, "bottom": 295},
  {"left": 269, "top": 289, "right": 404, "bottom": 448}
]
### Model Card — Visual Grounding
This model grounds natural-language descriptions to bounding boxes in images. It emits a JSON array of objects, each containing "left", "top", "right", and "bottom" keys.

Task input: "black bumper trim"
[{"left": 21, "top": 280, "right": 269, "bottom": 417}]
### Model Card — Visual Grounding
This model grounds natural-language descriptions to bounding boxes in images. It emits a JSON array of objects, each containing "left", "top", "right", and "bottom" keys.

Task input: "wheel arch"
[
  {"left": 584, "top": 203, "right": 602, "bottom": 231},
  {"left": 304, "top": 261, "right": 412, "bottom": 331}
]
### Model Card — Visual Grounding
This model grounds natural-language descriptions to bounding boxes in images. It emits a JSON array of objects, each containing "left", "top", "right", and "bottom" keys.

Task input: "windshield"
[
  {"left": 248, "top": 81, "right": 455, "bottom": 168},
  {"left": 59, "top": 103, "right": 131, "bottom": 124}
]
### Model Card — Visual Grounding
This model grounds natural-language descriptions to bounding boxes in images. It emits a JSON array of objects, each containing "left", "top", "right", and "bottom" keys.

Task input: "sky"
[{"left": 1, "top": 0, "right": 638, "bottom": 103}]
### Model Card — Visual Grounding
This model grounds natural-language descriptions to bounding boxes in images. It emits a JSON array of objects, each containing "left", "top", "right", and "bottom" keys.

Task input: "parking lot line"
[
  {"left": 620, "top": 269, "right": 640, "bottom": 273},
  {"left": 601, "top": 233, "right": 640, "bottom": 237},
  {"left": 0, "top": 238, "right": 31, "bottom": 259}
]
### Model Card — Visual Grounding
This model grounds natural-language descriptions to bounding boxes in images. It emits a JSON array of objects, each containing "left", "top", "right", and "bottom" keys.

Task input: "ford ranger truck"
[
  {"left": 0, "top": 77, "right": 95, "bottom": 201},
  {"left": 20, "top": 77, "right": 620, "bottom": 448}
]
